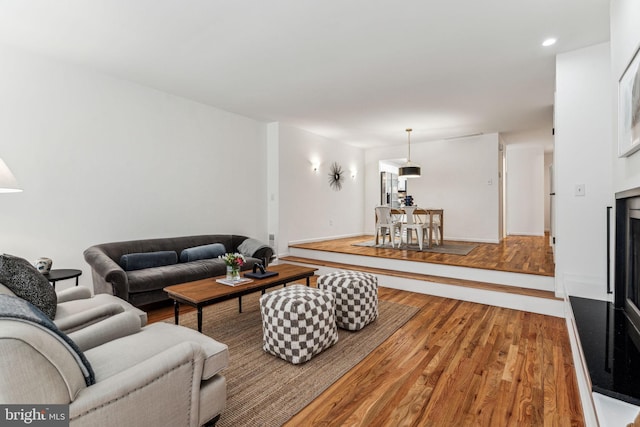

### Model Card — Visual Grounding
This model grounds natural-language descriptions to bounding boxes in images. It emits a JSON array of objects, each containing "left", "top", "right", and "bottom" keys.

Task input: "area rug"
[
  {"left": 353, "top": 239, "right": 477, "bottom": 255},
  {"left": 168, "top": 292, "right": 418, "bottom": 426}
]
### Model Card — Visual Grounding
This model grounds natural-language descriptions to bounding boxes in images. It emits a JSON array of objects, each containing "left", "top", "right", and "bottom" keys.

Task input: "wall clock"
[{"left": 328, "top": 162, "right": 344, "bottom": 191}]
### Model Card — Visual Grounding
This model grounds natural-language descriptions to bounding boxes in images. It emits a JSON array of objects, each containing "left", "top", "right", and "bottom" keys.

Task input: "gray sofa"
[{"left": 84, "top": 235, "right": 274, "bottom": 307}]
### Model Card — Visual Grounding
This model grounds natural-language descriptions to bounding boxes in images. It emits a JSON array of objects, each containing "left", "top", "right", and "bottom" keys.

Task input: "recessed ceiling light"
[{"left": 542, "top": 38, "right": 557, "bottom": 47}]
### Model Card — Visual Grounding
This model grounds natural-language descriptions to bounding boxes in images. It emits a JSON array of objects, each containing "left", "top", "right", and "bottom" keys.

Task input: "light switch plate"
[{"left": 575, "top": 184, "right": 586, "bottom": 196}]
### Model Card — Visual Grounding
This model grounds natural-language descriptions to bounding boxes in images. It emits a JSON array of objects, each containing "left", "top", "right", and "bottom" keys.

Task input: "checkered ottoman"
[
  {"left": 317, "top": 271, "right": 378, "bottom": 331},
  {"left": 259, "top": 285, "right": 338, "bottom": 364}
]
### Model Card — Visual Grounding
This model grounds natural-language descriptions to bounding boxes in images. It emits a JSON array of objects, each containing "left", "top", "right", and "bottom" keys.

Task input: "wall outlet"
[
  {"left": 575, "top": 184, "right": 586, "bottom": 196},
  {"left": 329, "top": 220, "right": 333, "bottom": 226}
]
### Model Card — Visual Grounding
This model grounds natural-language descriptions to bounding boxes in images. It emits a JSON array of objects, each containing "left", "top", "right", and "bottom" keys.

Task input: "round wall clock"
[{"left": 328, "top": 161, "right": 344, "bottom": 191}]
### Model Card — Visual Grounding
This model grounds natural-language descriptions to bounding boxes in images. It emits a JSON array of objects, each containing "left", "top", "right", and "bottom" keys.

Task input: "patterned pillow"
[{"left": 0, "top": 254, "right": 57, "bottom": 319}]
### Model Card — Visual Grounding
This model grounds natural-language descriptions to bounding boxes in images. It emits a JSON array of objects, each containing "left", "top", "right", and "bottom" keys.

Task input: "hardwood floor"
[
  {"left": 147, "top": 276, "right": 583, "bottom": 426},
  {"left": 285, "top": 283, "right": 583, "bottom": 426},
  {"left": 289, "top": 234, "right": 555, "bottom": 277}
]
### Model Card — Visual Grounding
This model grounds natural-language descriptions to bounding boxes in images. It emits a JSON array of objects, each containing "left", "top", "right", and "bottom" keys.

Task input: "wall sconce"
[
  {"left": 350, "top": 169, "right": 357, "bottom": 179},
  {"left": 0, "top": 157, "right": 22, "bottom": 193},
  {"left": 311, "top": 162, "right": 320, "bottom": 173}
]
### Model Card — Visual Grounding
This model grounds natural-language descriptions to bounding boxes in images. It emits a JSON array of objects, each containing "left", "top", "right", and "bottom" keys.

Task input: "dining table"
[{"left": 375, "top": 207, "right": 444, "bottom": 249}]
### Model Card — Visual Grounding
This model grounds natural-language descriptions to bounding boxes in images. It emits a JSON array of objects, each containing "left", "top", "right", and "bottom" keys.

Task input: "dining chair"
[
  {"left": 400, "top": 206, "right": 428, "bottom": 250},
  {"left": 428, "top": 213, "right": 442, "bottom": 245},
  {"left": 374, "top": 206, "right": 400, "bottom": 247}
]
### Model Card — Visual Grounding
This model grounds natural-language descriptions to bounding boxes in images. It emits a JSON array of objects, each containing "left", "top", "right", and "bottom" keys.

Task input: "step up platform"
[{"left": 282, "top": 249, "right": 563, "bottom": 318}]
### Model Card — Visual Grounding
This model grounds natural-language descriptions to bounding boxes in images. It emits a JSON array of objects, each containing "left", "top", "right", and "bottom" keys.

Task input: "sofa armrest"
[
  {"left": 70, "top": 342, "right": 207, "bottom": 427},
  {"left": 0, "top": 320, "right": 87, "bottom": 404},
  {"left": 83, "top": 247, "right": 129, "bottom": 299},
  {"left": 236, "top": 237, "right": 275, "bottom": 266},
  {"left": 67, "top": 311, "right": 143, "bottom": 351},
  {"left": 56, "top": 286, "right": 92, "bottom": 303},
  {"left": 54, "top": 303, "right": 125, "bottom": 334},
  {"left": 253, "top": 246, "right": 275, "bottom": 266}
]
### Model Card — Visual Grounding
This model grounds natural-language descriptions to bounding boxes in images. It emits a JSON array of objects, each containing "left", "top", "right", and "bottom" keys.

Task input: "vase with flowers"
[{"left": 220, "top": 252, "right": 245, "bottom": 281}]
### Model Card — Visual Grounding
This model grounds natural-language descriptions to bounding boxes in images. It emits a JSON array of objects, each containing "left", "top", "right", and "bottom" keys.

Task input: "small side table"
[{"left": 45, "top": 269, "right": 82, "bottom": 289}]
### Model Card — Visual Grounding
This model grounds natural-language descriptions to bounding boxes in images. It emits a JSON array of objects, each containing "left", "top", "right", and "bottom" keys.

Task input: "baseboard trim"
[{"left": 288, "top": 233, "right": 363, "bottom": 245}]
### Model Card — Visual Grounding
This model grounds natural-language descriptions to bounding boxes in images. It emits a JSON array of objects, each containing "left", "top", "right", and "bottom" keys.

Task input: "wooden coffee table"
[{"left": 164, "top": 263, "right": 318, "bottom": 332}]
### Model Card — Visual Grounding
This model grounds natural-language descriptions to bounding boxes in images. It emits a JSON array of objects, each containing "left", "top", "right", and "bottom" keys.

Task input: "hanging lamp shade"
[
  {"left": 399, "top": 128, "right": 421, "bottom": 178},
  {"left": 398, "top": 163, "right": 421, "bottom": 178},
  {"left": 0, "top": 157, "right": 22, "bottom": 193}
]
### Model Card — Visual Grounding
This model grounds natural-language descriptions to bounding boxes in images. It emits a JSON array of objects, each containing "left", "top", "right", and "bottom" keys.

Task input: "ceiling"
[{"left": 0, "top": 0, "right": 610, "bottom": 148}]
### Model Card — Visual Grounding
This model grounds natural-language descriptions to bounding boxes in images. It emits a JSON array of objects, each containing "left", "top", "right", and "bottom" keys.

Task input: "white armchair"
[{"left": 0, "top": 307, "right": 228, "bottom": 427}]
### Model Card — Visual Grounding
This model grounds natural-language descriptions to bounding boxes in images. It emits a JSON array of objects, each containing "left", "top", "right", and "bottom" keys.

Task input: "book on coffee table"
[{"left": 216, "top": 277, "right": 253, "bottom": 287}]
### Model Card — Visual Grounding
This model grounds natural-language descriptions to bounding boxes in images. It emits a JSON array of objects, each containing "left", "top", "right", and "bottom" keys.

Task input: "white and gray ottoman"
[
  {"left": 259, "top": 285, "right": 338, "bottom": 364},
  {"left": 318, "top": 271, "right": 378, "bottom": 331}
]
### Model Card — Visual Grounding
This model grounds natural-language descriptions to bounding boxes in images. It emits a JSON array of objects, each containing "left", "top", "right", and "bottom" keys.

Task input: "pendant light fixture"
[{"left": 399, "top": 128, "right": 421, "bottom": 178}]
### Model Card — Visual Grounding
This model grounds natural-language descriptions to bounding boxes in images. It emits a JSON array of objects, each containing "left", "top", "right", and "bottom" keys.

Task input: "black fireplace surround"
[
  {"left": 615, "top": 187, "right": 640, "bottom": 345},
  {"left": 570, "top": 188, "right": 640, "bottom": 405}
]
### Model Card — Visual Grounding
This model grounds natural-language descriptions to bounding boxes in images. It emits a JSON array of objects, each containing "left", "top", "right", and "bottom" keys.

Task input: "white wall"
[
  {"left": 500, "top": 128, "right": 554, "bottom": 236},
  {"left": 275, "top": 123, "right": 365, "bottom": 256},
  {"left": 0, "top": 44, "right": 268, "bottom": 290},
  {"left": 612, "top": 0, "right": 640, "bottom": 192},
  {"left": 554, "top": 42, "right": 613, "bottom": 300},
  {"left": 365, "top": 133, "right": 501, "bottom": 243},
  {"left": 505, "top": 144, "right": 545, "bottom": 236}
]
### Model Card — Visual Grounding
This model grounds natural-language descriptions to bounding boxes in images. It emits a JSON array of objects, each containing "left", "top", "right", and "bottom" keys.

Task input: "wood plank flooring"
[
  {"left": 147, "top": 276, "right": 583, "bottom": 426},
  {"left": 284, "top": 283, "right": 583, "bottom": 426},
  {"left": 289, "top": 234, "right": 555, "bottom": 277}
]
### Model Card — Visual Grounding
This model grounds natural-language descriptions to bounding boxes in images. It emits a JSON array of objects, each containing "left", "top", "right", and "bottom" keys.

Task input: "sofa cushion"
[
  {"left": 0, "top": 254, "right": 57, "bottom": 319},
  {"left": 85, "top": 322, "right": 229, "bottom": 381},
  {"left": 55, "top": 293, "right": 148, "bottom": 331},
  {"left": 179, "top": 243, "right": 226, "bottom": 263},
  {"left": 119, "top": 251, "right": 178, "bottom": 271},
  {"left": 127, "top": 259, "right": 227, "bottom": 294},
  {"left": 0, "top": 282, "right": 16, "bottom": 296}
]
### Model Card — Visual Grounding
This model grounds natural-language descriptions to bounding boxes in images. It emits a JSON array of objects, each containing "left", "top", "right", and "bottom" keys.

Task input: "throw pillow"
[
  {"left": 237, "top": 238, "right": 270, "bottom": 258},
  {"left": 119, "top": 251, "right": 178, "bottom": 271},
  {"left": 0, "top": 254, "right": 57, "bottom": 320},
  {"left": 179, "top": 243, "right": 226, "bottom": 263}
]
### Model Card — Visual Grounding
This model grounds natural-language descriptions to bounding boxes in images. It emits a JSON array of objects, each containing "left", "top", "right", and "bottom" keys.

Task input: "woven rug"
[
  {"left": 169, "top": 291, "right": 418, "bottom": 426},
  {"left": 353, "top": 239, "right": 477, "bottom": 255}
]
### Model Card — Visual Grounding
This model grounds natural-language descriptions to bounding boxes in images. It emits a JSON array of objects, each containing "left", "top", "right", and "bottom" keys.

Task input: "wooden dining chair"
[{"left": 375, "top": 206, "right": 400, "bottom": 247}]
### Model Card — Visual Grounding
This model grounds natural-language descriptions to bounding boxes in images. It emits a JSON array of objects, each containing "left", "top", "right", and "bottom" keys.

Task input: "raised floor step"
[
  {"left": 280, "top": 256, "right": 564, "bottom": 317},
  {"left": 287, "top": 245, "right": 555, "bottom": 292},
  {"left": 281, "top": 256, "right": 560, "bottom": 301}
]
